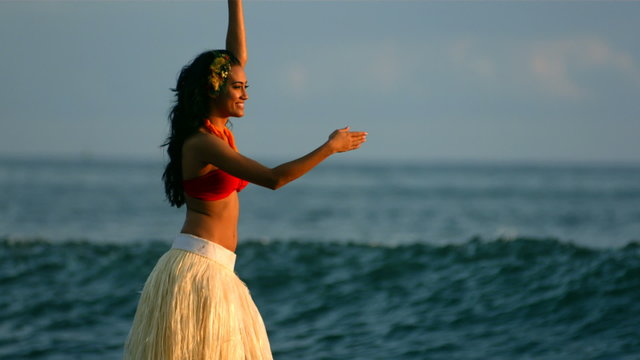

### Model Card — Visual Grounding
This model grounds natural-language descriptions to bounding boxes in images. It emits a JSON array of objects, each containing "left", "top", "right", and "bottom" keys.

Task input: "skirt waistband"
[{"left": 172, "top": 233, "right": 236, "bottom": 271}]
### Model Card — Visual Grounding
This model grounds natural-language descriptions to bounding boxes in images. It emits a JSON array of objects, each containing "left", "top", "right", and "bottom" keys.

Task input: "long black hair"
[{"left": 162, "top": 50, "right": 240, "bottom": 207}]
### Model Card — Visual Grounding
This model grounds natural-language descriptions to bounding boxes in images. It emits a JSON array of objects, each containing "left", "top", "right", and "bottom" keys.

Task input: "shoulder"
[
  {"left": 183, "top": 130, "right": 226, "bottom": 152},
  {"left": 182, "top": 130, "right": 235, "bottom": 167}
]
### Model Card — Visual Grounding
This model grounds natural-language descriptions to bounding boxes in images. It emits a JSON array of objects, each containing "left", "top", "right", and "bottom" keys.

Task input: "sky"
[{"left": 1, "top": 0, "right": 639, "bottom": 164}]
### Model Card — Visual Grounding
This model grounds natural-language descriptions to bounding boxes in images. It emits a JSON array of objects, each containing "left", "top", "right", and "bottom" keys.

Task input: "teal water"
[
  {"left": 1, "top": 157, "right": 639, "bottom": 358},
  {"left": 2, "top": 238, "right": 639, "bottom": 359}
]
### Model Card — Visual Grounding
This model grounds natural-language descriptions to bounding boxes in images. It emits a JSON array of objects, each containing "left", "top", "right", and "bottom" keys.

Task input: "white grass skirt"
[{"left": 123, "top": 233, "right": 272, "bottom": 360}]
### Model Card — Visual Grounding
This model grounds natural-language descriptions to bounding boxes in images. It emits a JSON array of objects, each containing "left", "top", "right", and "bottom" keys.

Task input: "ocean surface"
[{"left": 1, "top": 156, "right": 639, "bottom": 359}]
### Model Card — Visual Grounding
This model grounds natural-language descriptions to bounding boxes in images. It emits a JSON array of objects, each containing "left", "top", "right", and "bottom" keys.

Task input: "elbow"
[
  {"left": 267, "top": 178, "right": 285, "bottom": 191},
  {"left": 265, "top": 173, "right": 286, "bottom": 191},
  {"left": 236, "top": 54, "right": 248, "bottom": 68},
  {"left": 226, "top": 49, "right": 247, "bottom": 67}
]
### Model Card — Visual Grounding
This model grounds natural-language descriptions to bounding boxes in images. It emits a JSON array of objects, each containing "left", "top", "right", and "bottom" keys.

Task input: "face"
[{"left": 211, "top": 65, "right": 249, "bottom": 118}]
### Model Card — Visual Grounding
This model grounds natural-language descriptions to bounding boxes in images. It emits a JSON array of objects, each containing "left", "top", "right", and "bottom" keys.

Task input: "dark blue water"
[
  {"left": 1, "top": 157, "right": 639, "bottom": 359},
  {"left": 2, "top": 238, "right": 639, "bottom": 359}
]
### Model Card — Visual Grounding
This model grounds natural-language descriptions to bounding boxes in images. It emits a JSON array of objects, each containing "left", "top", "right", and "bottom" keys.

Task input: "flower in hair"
[{"left": 209, "top": 54, "right": 232, "bottom": 95}]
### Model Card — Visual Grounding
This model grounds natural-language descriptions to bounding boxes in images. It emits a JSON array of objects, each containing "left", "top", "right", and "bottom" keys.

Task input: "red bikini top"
[{"left": 182, "top": 120, "right": 248, "bottom": 201}]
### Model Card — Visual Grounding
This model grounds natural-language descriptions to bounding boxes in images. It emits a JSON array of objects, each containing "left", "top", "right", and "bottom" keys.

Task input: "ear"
[
  {"left": 207, "top": 85, "right": 221, "bottom": 99},
  {"left": 207, "top": 83, "right": 227, "bottom": 99}
]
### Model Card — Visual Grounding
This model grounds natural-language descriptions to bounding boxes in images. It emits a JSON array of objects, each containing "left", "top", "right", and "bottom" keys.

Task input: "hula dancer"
[{"left": 123, "top": 0, "right": 367, "bottom": 358}]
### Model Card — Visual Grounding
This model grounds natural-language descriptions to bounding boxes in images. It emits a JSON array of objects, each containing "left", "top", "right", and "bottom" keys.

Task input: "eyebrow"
[{"left": 231, "top": 81, "right": 248, "bottom": 85}]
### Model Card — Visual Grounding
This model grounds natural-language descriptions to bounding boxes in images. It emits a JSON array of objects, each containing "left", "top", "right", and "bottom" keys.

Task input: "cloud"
[
  {"left": 273, "top": 35, "right": 639, "bottom": 106},
  {"left": 528, "top": 37, "right": 640, "bottom": 98},
  {"left": 530, "top": 48, "right": 582, "bottom": 97},
  {"left": 284, "top": 63, "right": 309, "bottom": 97},
  {"left": 447, "top": 39, "right": 495, "bottom": 78},
  {"left": 277, "top": 40, "right": 411, "bottom": 97},
  {"left": 440, "top": 36, "right": 639, "bottom": 99},
  {"left": 362, "top": 42, "right": 407, "bottom": 93}
]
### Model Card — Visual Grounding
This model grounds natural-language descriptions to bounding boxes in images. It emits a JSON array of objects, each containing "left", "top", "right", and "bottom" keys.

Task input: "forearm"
[
  {"left": 269, "top": 142, "right": 336, "bottom": 190},
  {"left": 226, "top": 0, "right": 247, "bottom": 66}
]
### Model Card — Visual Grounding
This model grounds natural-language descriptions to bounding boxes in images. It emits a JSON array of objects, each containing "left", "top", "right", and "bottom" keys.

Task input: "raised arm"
[
  {"left": 226, "top": 0, "right": 247, "bottom": 66},
  {"left": 188, "top": 128, "right": 367, "bottom": 190}
]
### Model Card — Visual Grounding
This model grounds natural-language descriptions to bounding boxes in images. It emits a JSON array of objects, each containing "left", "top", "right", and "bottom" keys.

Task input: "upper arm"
[{"left": 189, "top": 133, "right": 278, "bottom": 189}]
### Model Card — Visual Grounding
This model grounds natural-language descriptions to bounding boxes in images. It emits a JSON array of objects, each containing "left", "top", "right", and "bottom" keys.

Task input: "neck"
[{"left": 206, "top": 115, "right": 228, "bottom": 130}]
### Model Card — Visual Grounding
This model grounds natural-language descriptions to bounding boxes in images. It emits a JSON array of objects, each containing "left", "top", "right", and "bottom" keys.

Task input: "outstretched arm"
[
  {"left": 189, "top": 128, "right": 368, "bottom": 190},
  {"left": 265, "top": 127, "right": 366, "bottom": 189},
  {"left": 226, "top": 0, "right": 247, "bottom": 66}
]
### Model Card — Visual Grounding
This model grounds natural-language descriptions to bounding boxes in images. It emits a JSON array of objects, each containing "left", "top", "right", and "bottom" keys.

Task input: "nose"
[{"left": 240, "top": 86, "right": 249, "bottom": 100}]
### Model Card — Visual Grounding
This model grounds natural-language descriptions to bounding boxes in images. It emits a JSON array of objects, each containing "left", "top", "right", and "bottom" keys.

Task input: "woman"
[{"left": 124, "top": 0, "right": 367, "bottom": 359}]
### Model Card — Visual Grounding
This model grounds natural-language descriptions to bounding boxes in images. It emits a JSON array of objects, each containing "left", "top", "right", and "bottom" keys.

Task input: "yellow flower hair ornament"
[{"left": 208, "top": 54, "right": 232, "bottom": 97}]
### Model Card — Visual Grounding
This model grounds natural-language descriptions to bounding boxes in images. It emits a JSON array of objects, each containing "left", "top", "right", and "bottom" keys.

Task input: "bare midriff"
[{"left": 181, "top": 192, "right": 240, "bottom": 252}]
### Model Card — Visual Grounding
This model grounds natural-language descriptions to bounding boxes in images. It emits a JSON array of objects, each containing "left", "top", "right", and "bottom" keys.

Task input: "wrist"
[{"left": 322, "top": 140, "right": 338, "bottom": 156}]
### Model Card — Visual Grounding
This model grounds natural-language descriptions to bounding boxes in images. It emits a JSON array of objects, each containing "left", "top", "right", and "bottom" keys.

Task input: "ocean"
[{"left": 1, "top": 157, "right": 639, "bottom": 359}]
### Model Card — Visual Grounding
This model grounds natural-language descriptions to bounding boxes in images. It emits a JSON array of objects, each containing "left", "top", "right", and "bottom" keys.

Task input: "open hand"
[{"left": 328, "top": 126, "right": 368, "bottom": 153}]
